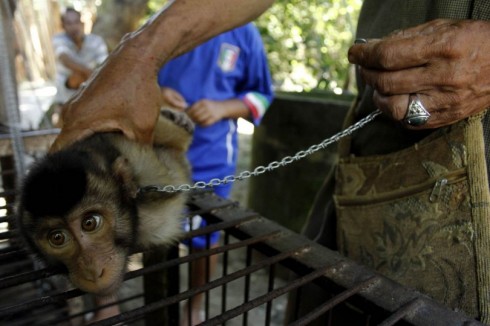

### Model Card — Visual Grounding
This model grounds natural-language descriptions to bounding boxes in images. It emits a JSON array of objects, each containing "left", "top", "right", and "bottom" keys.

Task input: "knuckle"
[
  {"left": 373, "top": 43, "right": 397, "bottom": 69},
  {"left": 374, "top": 74, "right": 396, "bottom": 94},
  {"left": 392, "top": 102, "right": 407, "bottom": 120},
  {"left": 374, "top": 94, "right": 405, "bottom": 121}
]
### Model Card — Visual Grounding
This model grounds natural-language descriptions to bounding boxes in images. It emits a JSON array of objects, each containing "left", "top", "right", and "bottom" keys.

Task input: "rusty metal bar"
[
  {"left": 0, "top": 129, "right": 57, "bottom": 156},
  {"left": 0, "top": 168, "right": 486, "bottom": 326},
  {"left": 204, "top": 234, "right": 211, "bottom": 322},
  {"left": 0, "top": 264, "right": 60, "bottom": 290},
  {"left": 0, "top": 287, "right": 84, "bottom": 318},
  {"left": 180, "top": 211, "right": 260, "bottom": 241},
  {"left": 188, "top": 191, "right": 485, "bottom": 326},
  {"left": 201, "top": 262, "right": 343, "bottom": 326},
  {"left": 265, "top": 263, "right": 276, "bottom": 325},
  {"left": 288, "top": 276, "right": 379, "bottom": 326},
  {"left": 125, "top": 231, "right": 282, "bottom": 281},
  {"left": 143, "top": 245, "right": 179, "bottom": 326},
  {"left": 91, "top": 244, "right": 311, "bottom": 326},
  {"left": 243, "top": 244, "right": 252, "bottom": 326},
  {"left": 0, "top": 230, "right": 15, "bottom": 240},
  {"left": 377, "top": 299, "right": 423, "bottom": 326},
  {"left": 0, "top": 231, "right": 278, "bottom": 325},
  {"left": 49, "top": 293, "right": 144, "bottom": 325},
  {"left": 220, "top": 232, "right": 230, "bottom": 319}
]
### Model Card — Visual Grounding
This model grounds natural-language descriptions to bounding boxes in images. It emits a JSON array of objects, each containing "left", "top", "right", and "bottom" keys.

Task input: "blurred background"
[
  {"left": 7, "top": 0, "right": 362, "bottom": 233},
  {"left": 13, "top": 0, "right": 362, "bottom": 119}
]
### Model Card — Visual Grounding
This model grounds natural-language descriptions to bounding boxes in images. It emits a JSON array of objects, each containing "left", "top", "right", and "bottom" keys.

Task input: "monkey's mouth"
[
  {"left": 72, "top": 270, "right": 124, "bottom": 296},
  {"left": 78, "top": 278, "right": 122, "bottom": 296}
]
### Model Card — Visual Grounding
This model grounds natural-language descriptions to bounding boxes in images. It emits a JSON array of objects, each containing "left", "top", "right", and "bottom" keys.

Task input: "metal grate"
[{"left": 0, "top": 131, "right": 485, "bottom": 326}]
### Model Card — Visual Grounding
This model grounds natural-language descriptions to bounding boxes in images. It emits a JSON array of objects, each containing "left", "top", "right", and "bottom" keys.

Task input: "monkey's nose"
[{"left": 82, "top": 267, "right": 105, "bottom": 282}]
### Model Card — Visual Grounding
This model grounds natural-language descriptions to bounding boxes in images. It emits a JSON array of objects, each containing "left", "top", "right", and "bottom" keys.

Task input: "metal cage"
[{"left": 0, "top": 131, "right": 484, "bottom": 326}]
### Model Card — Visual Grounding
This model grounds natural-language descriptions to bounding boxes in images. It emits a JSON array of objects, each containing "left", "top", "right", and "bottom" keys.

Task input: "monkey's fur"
[{"left": 17, "top": 109, "right": 193, "bottom": 295}]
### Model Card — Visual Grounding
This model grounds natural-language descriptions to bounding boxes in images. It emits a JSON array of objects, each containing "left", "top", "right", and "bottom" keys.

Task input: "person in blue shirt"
[{"left": 158, "top": 22, "right": 273, "bottom": 325}]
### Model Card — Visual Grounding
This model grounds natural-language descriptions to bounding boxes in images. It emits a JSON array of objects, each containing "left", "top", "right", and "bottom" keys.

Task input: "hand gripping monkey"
[{"left": 17, "top": 108, "right": 193, "bottom": 296}]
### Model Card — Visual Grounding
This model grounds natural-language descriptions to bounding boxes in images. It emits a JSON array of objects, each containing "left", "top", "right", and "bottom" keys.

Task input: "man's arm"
[
  {"left": 138, "top": 0, "right": 274, "bottom": 67},
  {"left": 58, "top": 53, "right": 92, "bottom": 78}
]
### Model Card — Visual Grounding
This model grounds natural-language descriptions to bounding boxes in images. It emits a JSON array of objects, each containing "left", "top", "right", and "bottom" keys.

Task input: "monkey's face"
[
  {"left": 33, "top": 201, "right": 131, "bottom": 295},
  {"left": 18, "top": 149, "right": 138, "bottom": 296}
]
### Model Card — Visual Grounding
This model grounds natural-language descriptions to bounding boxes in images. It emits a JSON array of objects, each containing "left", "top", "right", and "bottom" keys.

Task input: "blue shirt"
[{"left": 158, "top": 23, "right": 274, "bottom": 196}]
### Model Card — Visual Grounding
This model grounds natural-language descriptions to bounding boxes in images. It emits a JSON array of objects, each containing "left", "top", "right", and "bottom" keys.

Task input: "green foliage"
[
  {"left": 255, "top": 0, "right": 362, "bottom": 93},
  {"left": 146, "top": 0, "right": 362, "bottom": 93}
]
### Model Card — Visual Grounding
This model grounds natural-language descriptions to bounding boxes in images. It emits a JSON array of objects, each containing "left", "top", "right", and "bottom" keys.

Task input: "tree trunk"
[
  {"left": 14, "top": 0, "right": 58, "bottom": 82},
  {"left": 92, "top": 0, "right": 150, "bottom": 52}
]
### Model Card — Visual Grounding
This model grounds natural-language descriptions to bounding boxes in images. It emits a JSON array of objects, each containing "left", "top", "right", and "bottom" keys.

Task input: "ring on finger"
[{"left": 403, "top": 94, "right": 430, "bottom": 126}]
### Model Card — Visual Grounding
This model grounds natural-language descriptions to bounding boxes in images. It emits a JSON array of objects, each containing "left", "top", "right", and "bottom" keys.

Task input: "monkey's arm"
[{"left": 153, "top": 108, "right": 194, "bottom": 151}]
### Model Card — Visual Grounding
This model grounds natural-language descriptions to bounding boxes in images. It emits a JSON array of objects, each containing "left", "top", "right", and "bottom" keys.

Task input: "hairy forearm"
[{"left": 126, "top": 0, "right": 274, "bottom": 69}]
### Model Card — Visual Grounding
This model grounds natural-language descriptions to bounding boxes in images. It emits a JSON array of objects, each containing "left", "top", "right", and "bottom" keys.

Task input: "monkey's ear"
[{"left": 112, "top": 156, "right": 138, "bottom": 199}]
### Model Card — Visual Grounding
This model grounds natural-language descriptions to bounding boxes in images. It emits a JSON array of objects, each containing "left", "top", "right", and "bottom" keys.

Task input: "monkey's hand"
[
  {"left": 161, "top": 108, "right": 194, "bottom": 134},
  {"left": 153, "top": 108, "right": 194, "bottom": 152}
]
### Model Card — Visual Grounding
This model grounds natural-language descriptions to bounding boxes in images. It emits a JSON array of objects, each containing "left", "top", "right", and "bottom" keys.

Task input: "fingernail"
[{"left": 354, "top": 38, "right": 368, "bottom": 44}]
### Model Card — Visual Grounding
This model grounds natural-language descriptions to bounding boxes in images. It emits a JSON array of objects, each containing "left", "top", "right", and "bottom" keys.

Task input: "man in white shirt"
[{"left": 50, "top": 7, "right": 107, "bottom": 126}]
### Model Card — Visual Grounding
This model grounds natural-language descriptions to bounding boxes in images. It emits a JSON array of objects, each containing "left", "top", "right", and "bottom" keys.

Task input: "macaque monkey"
[{"left": 16, "top": 108, "right": 193, "bottom": 296}]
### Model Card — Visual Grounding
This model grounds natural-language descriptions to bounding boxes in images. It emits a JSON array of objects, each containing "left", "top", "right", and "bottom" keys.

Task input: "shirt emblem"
[{"left": 217, "top": 43, "right": 240, "bottom": 72}]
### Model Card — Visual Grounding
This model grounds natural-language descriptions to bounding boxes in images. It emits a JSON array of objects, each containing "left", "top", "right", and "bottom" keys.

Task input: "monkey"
[{"left": 16, "top": 108, "right": 193, "bottom": 296}]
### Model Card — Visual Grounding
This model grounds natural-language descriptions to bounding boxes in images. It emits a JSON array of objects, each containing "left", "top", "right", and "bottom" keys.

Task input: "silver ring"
[{"left": 404, "top": 94, "right": 430, "bottom": 126}]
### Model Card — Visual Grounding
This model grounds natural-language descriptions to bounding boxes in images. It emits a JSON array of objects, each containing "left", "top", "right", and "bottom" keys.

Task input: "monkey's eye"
[
  {"left": 48, "top": 230, "right": 69, "bottom": 247},
  {"left": 81, "top": 214, "right": 103, "bottom": 232}
]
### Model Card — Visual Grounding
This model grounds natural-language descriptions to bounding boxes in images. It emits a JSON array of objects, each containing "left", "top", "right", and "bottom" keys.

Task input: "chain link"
[{"left": 137, "top": 110, "right": 382, "bottom": 194}]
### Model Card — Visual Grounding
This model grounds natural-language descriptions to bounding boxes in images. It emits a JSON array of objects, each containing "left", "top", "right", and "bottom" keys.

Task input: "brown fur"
[{"left": 17, "top": 108, "right": 193, "bottom": 295}]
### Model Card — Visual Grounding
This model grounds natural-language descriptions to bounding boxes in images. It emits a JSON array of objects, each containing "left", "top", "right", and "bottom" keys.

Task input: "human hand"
[
  {"left": 66, "top": 71, "right": 90, "bottom": 89},
  {"left": 348, "top": 19, "right": 490, "bottom": 128},
  {"left": 187, "top": 99, "right": 226, "bottom": 127},
  {"left": 161, "top": 87, "right": 188, "bottom": 110},
  {"left": 50, "top": 38, "right": 163, "bottom": 152},
  {"left": 49, "top": 0, "right": 275, "bottom": 152}
]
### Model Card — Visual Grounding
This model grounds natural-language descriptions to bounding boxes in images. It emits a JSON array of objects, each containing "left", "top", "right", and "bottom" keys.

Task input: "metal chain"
[{"left": 137, "top": 109, "right": 382, "bottom": 194}]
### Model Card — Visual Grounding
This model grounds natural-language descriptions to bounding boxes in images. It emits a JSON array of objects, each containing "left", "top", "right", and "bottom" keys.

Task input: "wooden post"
[{"left": 143, "top": 245, "right": 180, "bottom": 325}]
